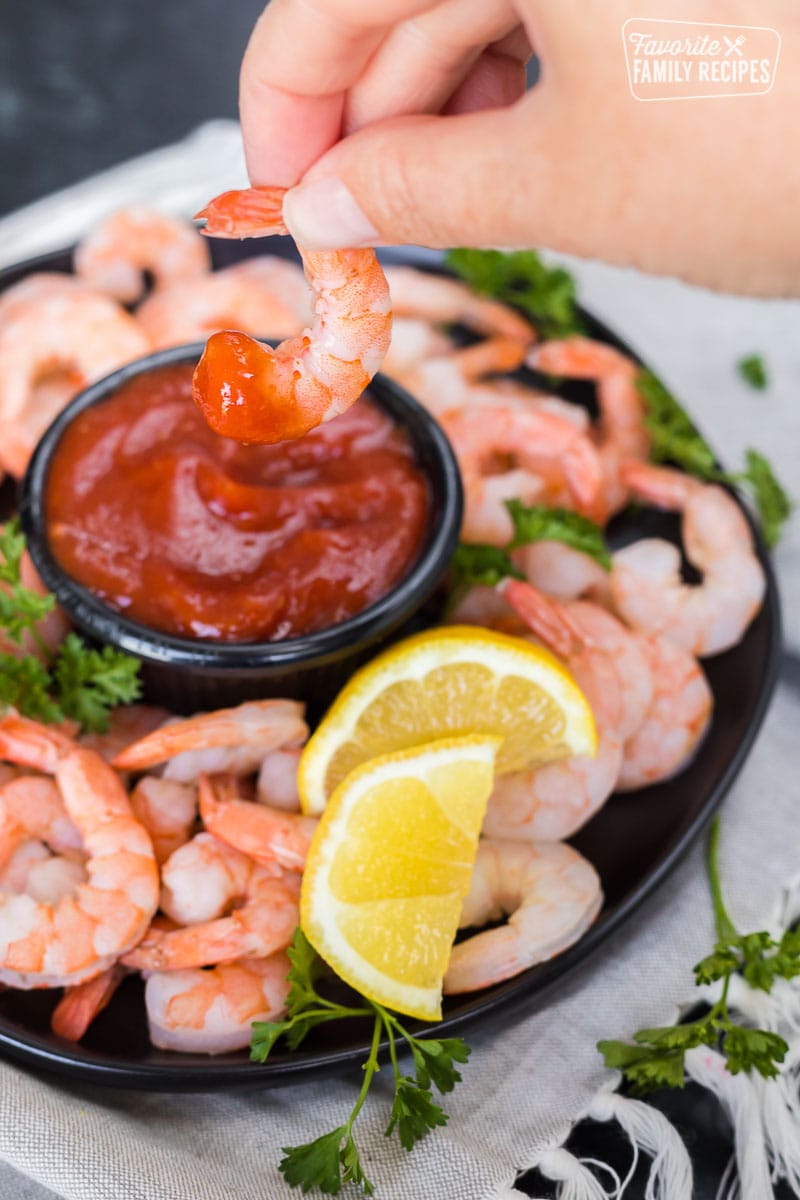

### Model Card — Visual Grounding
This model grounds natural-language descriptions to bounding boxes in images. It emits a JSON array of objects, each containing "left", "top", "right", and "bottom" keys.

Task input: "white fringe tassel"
[{"left": 529, "top": 880, "right": 800, "bottom": 1200}]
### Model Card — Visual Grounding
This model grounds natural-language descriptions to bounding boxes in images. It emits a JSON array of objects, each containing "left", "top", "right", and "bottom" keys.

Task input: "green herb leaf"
[
  {"left": 740, "top": 449, "right": 793, "bottom": 550},
  {"left": 411, "top": 1037, "right": 471, "bottom": 1095},
  {"left": 505, "top": 500, "right": 612, "bottom": 569},
  {"left": 693, "top": 946, "right": 741, "bottom": 986},
  {"left": 0, "top": 654, "right": 64, "bottom": 724},
  {"left": 444, "top": 248, "right": 582, "bottom": 340},
  {"left": 449, "top": 543, "right": 522, "bottom": 595},
  {"left": 285, "top": 927, "right": 324, "bottom": 1015},
  {"left": 52, "top": 633, "right": 141, "bottom": 733},
  {"left": 597, "top": 1040, "right": 687, "bottom": 1094},
  {"left": 0, "top": 518, "right": 26, "bottom": 587},
  {"left": 0, "top": 517, "right": 56, "bottom": 646},
  {"left": 279, "top": 1126, "right": 371, "bottom": 1196},
  {"left": 632, "top": 1018, "right": 715, "bottom": 1051},
  {"left": 738, "top": 354, "right": 768, "bottom": 390},
  {"left": 723, "top": 1026, "right": 787, "bottom": 1078},
  {"left": 637, "top": 369, "right": 719, "bottom": 480},
  {"left": 385, "top": 1077, "right": 447, "bottom": 1151}
]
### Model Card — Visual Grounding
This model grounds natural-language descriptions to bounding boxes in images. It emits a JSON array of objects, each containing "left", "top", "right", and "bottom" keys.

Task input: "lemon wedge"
[
  {"left": 300, "top": 735, "right": 500, "bottom": 1020},
  {"left": 298, "top": 626, "right": 596, "bottom": 815}
]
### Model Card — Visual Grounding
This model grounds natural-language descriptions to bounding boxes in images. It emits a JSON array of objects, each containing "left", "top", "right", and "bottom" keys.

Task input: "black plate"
[{"left": 0, "top": 240, "right": 782, "bottom": 1090}]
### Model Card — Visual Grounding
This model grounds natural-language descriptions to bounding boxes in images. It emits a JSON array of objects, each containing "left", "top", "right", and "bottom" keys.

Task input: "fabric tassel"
[
  {"left": 684, "top": 1046, "right": 774, "bottom": 1200},
  {"left": 587, "top": 1089, "right": 693, "bottom": 1199},
  {"left": 535, "top": 1147, "right": 619, "bottom": 1199}
]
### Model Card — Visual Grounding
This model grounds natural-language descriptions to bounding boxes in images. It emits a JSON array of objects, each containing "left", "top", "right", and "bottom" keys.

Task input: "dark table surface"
[{"left": 2, "top": 2, "right": 787, "bottom": 1195}]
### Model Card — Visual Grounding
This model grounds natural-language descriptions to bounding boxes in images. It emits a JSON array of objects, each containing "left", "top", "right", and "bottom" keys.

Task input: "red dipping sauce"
[{"left": 46, "top": 364, "right": 429, "bottom": 641}]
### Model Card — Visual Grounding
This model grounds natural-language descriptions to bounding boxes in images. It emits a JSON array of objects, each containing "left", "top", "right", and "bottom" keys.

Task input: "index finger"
[{"left": 240, "top": 0, "right": 437, "bottom": 186}]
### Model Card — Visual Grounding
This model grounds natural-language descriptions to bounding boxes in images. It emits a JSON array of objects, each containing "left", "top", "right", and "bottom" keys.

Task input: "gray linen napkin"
[{"left": 0, "top": 123, "right": 798, "bottom": 1200}]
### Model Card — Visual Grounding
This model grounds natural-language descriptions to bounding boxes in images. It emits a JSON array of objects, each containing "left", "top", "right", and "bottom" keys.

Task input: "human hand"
[{"left": 240, "top": 0, "right": 799, "bottom": 295}]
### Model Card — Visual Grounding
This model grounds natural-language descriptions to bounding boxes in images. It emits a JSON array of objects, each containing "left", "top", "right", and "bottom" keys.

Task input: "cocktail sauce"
[{"left": 46, "top": 364, "right": 429, "bottom": 641}]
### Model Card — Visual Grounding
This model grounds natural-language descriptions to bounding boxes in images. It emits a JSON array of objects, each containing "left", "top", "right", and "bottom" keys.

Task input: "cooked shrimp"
[
  {"left": 159, "top": 832, "right": 254, "bottom": 926},
  {"left": 529, "top": 336, "right": 649, "bottom": 515},
  {"left": 513, "top": 541, "right": 612, "bottom": 607},
  {"left": 0, "top": 715, "right": 158, "bottom": 988},
  {"left": 129, "top": 777, "right": 197, "bottom": 864},
  {"left": 397, "top": 338, "right": 530, "bottom": 417},
  {"left": 256, "top": 747, "right": 302, "bottom": 811},
  {"left": 0, "top": 776, "right": 82, "bottom": 864},
  {"left": 444, "top": 840, "right": 602, "bottom": 993},
  {"left": 199, "top": 773, "right": 316, "bottom": 873},
  {"left": 0, "top": 273, "right": 95, "bottom": 321},
  {"left": 144, "top": 952, "right": 291, "bottom": 1054},
  {"left": 122, "top": 859, "right": 298, "bottom": 971},
  {"left": 135, "top": 263, "right": 305, "bottom": 350},
  {"left": 0, "top": 291, "right": 150, "bottom": 477},
  {"left": 380, "top": 316, "right": 452, "bottom": 379},
  {"left": 442, "top": 405, "right": 604, "bottom": 544},
  {"left": 80, "top": 704, "right": 171, "bottom": 764},
  {"left": 74, "top": 207, "right": 211, "bottom": 303},
  {"left": 482, "top": 581, "right": 652, "bottom": 841},
  {"left": 610, "top": 462, "right": 766, "bottom": 656},
  {"left": 383, "top": 265, "right": 534, "bottom": 342},
  {"left": 112, "top": 699, "right": 308, "bottom": 781},
  {"left": 51, "top": 964, "right": 126, "bottom": 1041},
  {"left": 617, "top": 635, "right": 713, "bottom": 791},
  {"left": 0, "top": 840, "right": 50, "bottom": 892},
  {"left": 21, "top": 855, "right": 87, "bottom": 906},
  {"left": 192, "top": 186, "right": 391, "bottom": 444}
]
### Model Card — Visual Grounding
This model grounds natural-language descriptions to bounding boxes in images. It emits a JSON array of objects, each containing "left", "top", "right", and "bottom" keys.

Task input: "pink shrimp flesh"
[
  {"left": 199, "top": 773, "right": 316, "bottom": 873},
  {"left": 50, "top": 965, "right": 125, "bottom": 1041},
  {"left": 191, "top": 187, "right": 391, "bottom": 444},
  {"left": 74, "top": 207, "right": 211, "bottom": 303}
]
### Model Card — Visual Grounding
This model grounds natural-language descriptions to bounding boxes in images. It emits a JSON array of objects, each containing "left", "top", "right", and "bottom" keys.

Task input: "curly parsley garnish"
[
  {"left": 444, "top": 248, "right": 582, "bottom": 340},
  {"left": 0, "top": 518, "right": 141, "bottom": 732},
  {"left": 598, "top": 817, "right": 799, "bottom": 1091},
  {"left": 637, "top": 369, "right": 792, "bottom": 548},
  {"left": 738, "top": 354, "right": 768, "bottom": 390},
  {"left": 251, "top": 930, "right": 470, "bottom": 1195}
]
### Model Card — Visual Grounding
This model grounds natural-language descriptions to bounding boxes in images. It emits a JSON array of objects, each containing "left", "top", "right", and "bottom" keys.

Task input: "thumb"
[{"left": 281, "top": 104, "right": 542, "bottom": 250}]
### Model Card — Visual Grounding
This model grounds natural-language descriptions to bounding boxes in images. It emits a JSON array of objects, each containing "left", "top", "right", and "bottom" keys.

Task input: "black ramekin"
[{"left": 19, "top": 343, "right": 463, "bottom": 718}]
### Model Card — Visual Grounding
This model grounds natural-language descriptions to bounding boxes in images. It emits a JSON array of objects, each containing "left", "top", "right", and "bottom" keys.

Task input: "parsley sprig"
[
  {"left": 598, "top": 817, "right": 799, "bottom": 1092},
  {"left": 251, "top": 930, "right": 470, "bottom": 1195},
  {"left": 444, "top": 248, "right": 582, "bottom": 340},
  {"left": 738, "top": 354, "right": 768, "bottom": 390},
  {"left": 637, "top": 369, "right": 792, "bottom": 548},
  {"left": 0, "top": 518, "right": 141, "bottom": 732},
  {"left": 449, "top": 500, "right": 610, "bottom": 607}
]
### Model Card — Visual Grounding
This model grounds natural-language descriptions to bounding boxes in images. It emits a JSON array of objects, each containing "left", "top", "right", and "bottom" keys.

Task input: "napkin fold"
[{"left": 0, "top": 122, "right": 798, "bottom": 1200}]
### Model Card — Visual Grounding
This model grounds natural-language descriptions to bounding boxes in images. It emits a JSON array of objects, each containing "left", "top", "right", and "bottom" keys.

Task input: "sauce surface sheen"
[{"left": 46, "top": 364, "right": 429, "bottom": 641}]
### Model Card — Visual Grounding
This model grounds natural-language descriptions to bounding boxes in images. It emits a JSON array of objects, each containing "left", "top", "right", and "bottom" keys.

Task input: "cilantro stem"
[{"left": 707, "top": 816, "right": 738, "bottom": 944}]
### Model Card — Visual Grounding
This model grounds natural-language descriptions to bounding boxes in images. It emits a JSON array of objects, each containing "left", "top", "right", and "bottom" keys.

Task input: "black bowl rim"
[{"left": 19, "top": 342, "right": 463, "bottom": 671}]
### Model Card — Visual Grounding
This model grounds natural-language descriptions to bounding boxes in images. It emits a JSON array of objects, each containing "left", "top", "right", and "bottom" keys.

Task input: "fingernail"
[{"left": 283, "top": 178, "right": 380, "bottom": 249}]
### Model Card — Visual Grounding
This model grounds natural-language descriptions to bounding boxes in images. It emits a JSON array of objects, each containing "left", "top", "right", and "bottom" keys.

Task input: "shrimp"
[
  {"left": 0, "top": 290, "right": 150, "bottom": 477},
  {"left": 441, "top": 404, "right": 604, "bottom": 545},
  {"left": 112, "top": 698, "right": 308, "bottom": 781},
  {"left": 617, "top": 635, "right": 713, "bottom": 790},
  {"left": 382, "top": 265, "right": 534, "bottom": 342},
  {"left": 0, "top": 715, "right": 158, "bottom": 988},
  {"left": 74, "top": 207, "right": 211, "bottom": 303},
  {"left": 443, "top": 839, "right": 602, "bottom": 993},
  {"left": 610, "top": 462, "right": 766, "bottom": 656},
  {"left": 482, "top": 581, "right": 653, "bottom": 840},
  {"left": 129, "top": 777, "right": 198, "bottom": 864},
  {"left": 256, "top": 747, "right": 302, "bottom": 811},
  {"left": 122, "top": 858, "right": 298, "bottom": 971},
  {"left": 513, "top": 541, "right": 612, "bottom": 607},
  {"left": 529, "top": 336, "right": 649, "bottom": 515},
  {"left": 159, "top": 832, "right": 254, "bottom": 926},
  {"left": 135, "top": 262, "right": 306, "bottom": 350},
  {"left": 0, "top": 776, "right": 83, "bottom": 864},
  {"left": 50, "top": 964, "right": 125, "bottom": 1041},
  {"left": 144, "top": 952, "right": 291, "bottom": 1054},
  {"left": 380, "top": 316, "right": 452, "bottom": 380},
  {"left": 396, "top": 338, "right": 530, "bottom": 417},
  {"left": 199, "top": 773, "right": 316, "bottom": 873},
  {"left": 0, "top": 840, "right": 50, "bottom": 892},
  {"left": 79, "top": 703, "right": 171, "bottom": 764},
  {"left": 191, "top": 186, "right": 391, "bottom": 444}
]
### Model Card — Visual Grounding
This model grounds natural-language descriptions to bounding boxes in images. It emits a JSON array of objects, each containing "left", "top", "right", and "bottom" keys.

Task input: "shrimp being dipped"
[
  {"left": 611, "top": 462, "right": 766, "bottom": 656},
  {"left": 74, "top": 207, "right": 211, "bottom": 303},
  {"left": 0, "top": 715, "right": 158, "bottom": 988},
  {"left": 144, "top": 952, "right": 291, "bottom": 1054},
  {"left": 112, "top": 698, "right": 308, "bottom": 782},
  {"left": 191, "top": 187, "right": 391, "bottom": 444},
  {"left": 444, "top": 840, "right": 602, "bottom": 993}
]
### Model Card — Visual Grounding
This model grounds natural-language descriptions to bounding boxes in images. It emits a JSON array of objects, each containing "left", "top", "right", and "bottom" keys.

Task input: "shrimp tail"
[
  {"left": 500, "top": 579, "right": 581, "bottom": 659},
  {"left": 195, "top": 187, "right": 289, "bottom": 239}
]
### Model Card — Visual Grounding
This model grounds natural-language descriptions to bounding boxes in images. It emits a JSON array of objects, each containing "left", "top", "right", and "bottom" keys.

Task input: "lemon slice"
[
  {"left": 299, "top": 626, "right": 596, "bottom": 815},
  {"left": 300, "top": 735, "right": 500, "bottom": 1020}
]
